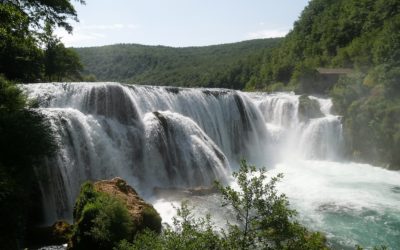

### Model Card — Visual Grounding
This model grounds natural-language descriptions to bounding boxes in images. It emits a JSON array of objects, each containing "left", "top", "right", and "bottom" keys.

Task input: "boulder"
[
  {"left": 69, "top": 177, "right": 161, "bottom": 250},
  {"left": 93, "top": 177, "right": 162, "bottom": 234}
]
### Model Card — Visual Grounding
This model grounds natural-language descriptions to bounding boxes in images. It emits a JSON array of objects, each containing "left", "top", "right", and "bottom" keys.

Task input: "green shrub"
[
  {"left": 116, "top": 203, "right": 226, "bottom": 250},
  {"left": 88, "top": 195, "right": 133, "bottom": 248},
  {"left": 73, "top": 182, "right": 98, "bottom": 221},
  {"left": 70, "top": 184, "right": 134, "bottom": 250},
  {"left": 140, "top": 206, "right": 162, "bottom": 234}
]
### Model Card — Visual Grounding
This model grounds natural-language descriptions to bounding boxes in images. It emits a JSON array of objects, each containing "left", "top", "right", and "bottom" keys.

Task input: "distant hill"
[{"left": 74, "top": 38, "right": 281, "bottom": 89}]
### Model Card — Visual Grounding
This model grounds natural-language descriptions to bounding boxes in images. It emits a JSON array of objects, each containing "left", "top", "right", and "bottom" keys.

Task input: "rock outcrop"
[
  {"left": 69, "top": 177, "right": 161, "bottom": 250},
  {"left": 93, "top": 177, "right": 162, "bottom": 233}
]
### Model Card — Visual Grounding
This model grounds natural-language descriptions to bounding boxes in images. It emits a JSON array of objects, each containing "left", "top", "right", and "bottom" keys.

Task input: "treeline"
[
  {"left": 0, "top": 1, "right": 85, "bottom": 248},
  {"left": 75, "top": 39, "right": 281, "bottom": 89}
]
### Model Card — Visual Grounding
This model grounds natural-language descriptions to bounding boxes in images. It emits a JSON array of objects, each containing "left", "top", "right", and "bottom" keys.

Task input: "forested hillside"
[
  {"left": 255, "top": 0, "right": 400, "bottom": 91},
  {"left": 75, "top": 39, "right": 281, "bottom": 89}
]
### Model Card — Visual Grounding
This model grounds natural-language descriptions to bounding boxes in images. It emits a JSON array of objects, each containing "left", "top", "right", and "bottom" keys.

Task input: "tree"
[
  {"left": 46, "top": 43, "right": 83, "bottom": 81},
  {"left": 0, "top": 4, "right": 43, "bottom": 81},
  {"left": 3, "top": 0, "right": 85, "bottom": 34},
  {"left": 43, "top": 24, "right": 83, "bottom": 81},
  {"left": 216, "top": 160, "right": 327, "bottom": 250},
  {"left": 0, "top": 0, "right": 85, "bottom": 82}
]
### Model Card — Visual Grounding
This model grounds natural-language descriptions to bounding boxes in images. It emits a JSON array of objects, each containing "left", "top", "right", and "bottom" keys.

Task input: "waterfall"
[
  {"left": 21, "top": 83, "right": 269, "bottom": 221},
  {"left": 142, "top": 110, "right": 229, "bottom": 189},
  {"left": 21, "top": 83, "right": 343, "bottom": 222},
  {"left": 252, "top": 92, "right": 343, "bottom": 161}
]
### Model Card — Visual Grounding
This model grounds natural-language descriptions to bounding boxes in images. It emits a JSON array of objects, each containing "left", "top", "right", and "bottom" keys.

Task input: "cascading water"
[
  {"left": 21, "top": 83, "right": 400, "bottom": 249},
  {"left": 21, "top": 82, "right": 269, "bottom": 221},
  {"left": 250, "top": 92, "right": 400, "bottom": 249},
  {"left": 252, "top": 92, "right": 344, "bottom": 161}
]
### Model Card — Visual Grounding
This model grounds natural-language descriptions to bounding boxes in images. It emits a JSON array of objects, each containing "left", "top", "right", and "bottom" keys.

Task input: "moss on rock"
[{"left": 69, "top": 177, "right": 161, "bottom": 250}]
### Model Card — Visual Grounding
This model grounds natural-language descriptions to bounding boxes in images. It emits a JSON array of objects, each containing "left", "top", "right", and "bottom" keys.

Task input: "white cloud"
[{"left": 247, "top": 28, "right": 289, "bottom": 39}]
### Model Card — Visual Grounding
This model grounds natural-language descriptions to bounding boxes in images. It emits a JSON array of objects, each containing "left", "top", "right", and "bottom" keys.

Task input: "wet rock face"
[
  {"left": 298, "top": 95, "right": 324, "bottom": 122},
  {"left": 143, "top": 111, "right": 229, "bottom": 188},
  {"left": 83, "top": 84, "right": 141, "bottom": 125}
]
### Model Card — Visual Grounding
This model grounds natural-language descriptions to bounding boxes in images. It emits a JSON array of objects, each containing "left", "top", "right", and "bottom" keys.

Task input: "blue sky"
[{"left": 57, "top": 0, "right": 310, "bottom": 48}]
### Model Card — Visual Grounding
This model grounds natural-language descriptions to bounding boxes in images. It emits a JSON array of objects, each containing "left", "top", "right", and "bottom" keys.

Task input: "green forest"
[{"left": 75, "top": 39, "right": 281, "bottom": 89}]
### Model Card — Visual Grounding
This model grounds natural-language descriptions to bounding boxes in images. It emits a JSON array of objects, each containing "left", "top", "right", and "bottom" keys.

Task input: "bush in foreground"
[{"left": 116, "top": 160, "right": 328, "bottom": 250}]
